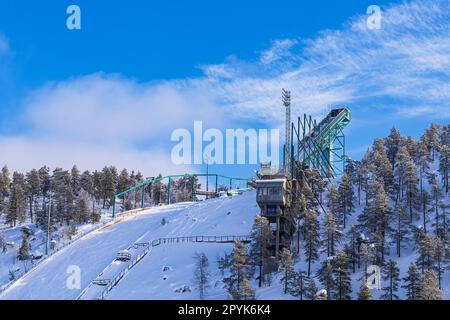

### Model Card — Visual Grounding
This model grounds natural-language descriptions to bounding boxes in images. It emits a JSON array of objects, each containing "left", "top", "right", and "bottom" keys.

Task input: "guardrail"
[
  {"left": 151, "top": 235, "right": 250, "bottom": 246},
  {"left": 90, "top": 235, "right": 251, "bottom": 300},
  {"left": 0, "top": 207, "right": 150, "bottom": 296}
]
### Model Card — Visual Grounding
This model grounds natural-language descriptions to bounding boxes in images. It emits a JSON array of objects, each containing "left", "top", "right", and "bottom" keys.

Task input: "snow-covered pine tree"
[
  {"left": 428, "top": 173, "right": 443, "bottom": 236},
  {"left": 322, "top": 210, "right": 341, "bottom": 257},
  {"left": 402, "top": 262, "right": 421, "bottom": 300},
  {"left": 70, "top": 165, "right": 81, "bottom": 197},
  {"left": 7, "top": 173, "right": 26, "bottom": 227},
  {"left": 304, "top": 276, "right": 318, "bottom": 300},
  {"left": 18, "top": 230, "right": 30, "bottom": 261},
  {"left": 279, "top": 248, "right": 294, "bottom": 295},
  {"left": 372, "top": 139, "right": 394, "bottom": 192},
  {"left": 303, "top": 207, "right": 320, "bottom": 276},
  {"left": 438, "top": 143, "right": 449, "bottom": 193},
  {"left": 359, "top": 151, "right": 373, "bottom": 206},
  {"left": 415, "top": 229, "right": 436, "bottom": 274},
  {"left": 419, "top": 270, "right": 443, "bottom": 300},
  {"left": 224, "top": 240, "right": 253, "bottom": 300},
  {"left": 193, "top": 252, "right": 210, "bottom": 300},
  {"left": 392, "top": 201, "right": 410, "bottom": 258},
  {"left": 316, "top": 259, "right": 334, "bottom": 300},
  {"left": 385, "top": 127, "right": 404, "bottom": 166},
  {"left": 337, "top": 172, "right": 355, "bottom": 229},
  {"left": 117, "top": 169, "right": 131, "bottom": 196},
  {"left": 25, "top": 169, "right": 40, "bottom": 224},
  {"left": 240, "top": 278, "right": 255, "bottom": 300},
  {"left": 76, "top": 198, "right": 89, "bottom": 224},
  {"left": 358, "top": 177, "right": 391, "bottom": 264},
  {"left": 101, "top": 166, "right": 117, "bottom": 208},
  {"left": 38, "top": 166, "right": 51, "bottom": 208},
  {"left": 357, "top": 279, "right": 372, "bottom": 300},
  {"left": 421, "top": 123, "right": 441, "bottom": 162},
  {"left": 218, "top": 253, "right": 232, "bottom": 278},
  {"left": 333, "top": 251, "right": 352, "bottom": 300},
  {"left": 249, "top": 215, "right": 273, "bottom": 287},
  {"left": 0, "top": 165, "right": 11, "bottom": 215},
  {"left": 381, "top": 260, "right": 400, "bottom": 300},
  {"left": 288, "top": 269, "right": 310, "bottom": 300},
  {"left": 433, "top": 236, "right": 446, "bottom": 290}
]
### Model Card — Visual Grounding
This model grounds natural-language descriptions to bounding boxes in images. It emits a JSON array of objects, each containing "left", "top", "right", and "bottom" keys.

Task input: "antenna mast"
[{"left": 282, "top": 88, "right": 291, "bottom": 177}]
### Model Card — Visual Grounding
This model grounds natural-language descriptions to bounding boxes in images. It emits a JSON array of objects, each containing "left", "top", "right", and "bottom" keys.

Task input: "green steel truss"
[
  {"left": 288, "top": 108, "right": 351, "bottom": 178},
  {"left": 112, "top": 173, "right": 251, "bottom": 217}
]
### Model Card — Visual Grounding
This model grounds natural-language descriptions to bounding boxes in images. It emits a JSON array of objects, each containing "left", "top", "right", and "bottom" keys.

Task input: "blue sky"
[{"left": 0, "top": 0, "right": 449, "bottom": 180}]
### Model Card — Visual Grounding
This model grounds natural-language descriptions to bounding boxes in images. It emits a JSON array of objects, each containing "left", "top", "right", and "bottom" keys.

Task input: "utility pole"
[
  {"left": 46, "top": 193, "right": 52, "bottom": 256},
  {"left": 204, "top": 154, "right": 211, "bottom": 199}
]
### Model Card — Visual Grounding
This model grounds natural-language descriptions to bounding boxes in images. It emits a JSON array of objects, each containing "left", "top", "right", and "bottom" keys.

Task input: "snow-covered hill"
[
  {"left": 1, "top": 186, "right": 448, "bottom": 300},
  {"left": 0, "top": 192, "right": 258, "bottom": 300}
]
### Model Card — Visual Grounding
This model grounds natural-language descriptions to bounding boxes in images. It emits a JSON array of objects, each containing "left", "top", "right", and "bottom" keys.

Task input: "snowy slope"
[{"left": 0, "top": 192, "right": 258, "bottom": 300}]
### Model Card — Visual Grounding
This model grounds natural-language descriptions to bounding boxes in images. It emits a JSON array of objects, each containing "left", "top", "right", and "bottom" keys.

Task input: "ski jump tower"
[{"left": 256, "top": 89, "right": 351, "bottom": 260}]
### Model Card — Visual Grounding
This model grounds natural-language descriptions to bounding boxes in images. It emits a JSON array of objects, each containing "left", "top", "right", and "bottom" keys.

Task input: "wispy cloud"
[
  {"left": 199, "top": 0, "right": 450, "bottom": 123},
  {"left": 2, "top": 0, "right": 449, "bottom": 174}
]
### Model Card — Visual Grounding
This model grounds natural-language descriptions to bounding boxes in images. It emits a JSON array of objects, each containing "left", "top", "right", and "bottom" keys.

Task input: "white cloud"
[
  {"left": 199, "top": 0, "right": 450, "bottom": 124},
  {"left": 0, "top": 136, "right": 194, "bottom": 176},
  {"left": 2, "top": 0, "right": 450, "bottom": 174}
]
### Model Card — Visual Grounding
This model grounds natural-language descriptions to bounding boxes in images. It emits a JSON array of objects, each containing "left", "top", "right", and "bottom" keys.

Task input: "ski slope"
[{"left": 0, "top": 191, "right": 259, "bottom": 300}]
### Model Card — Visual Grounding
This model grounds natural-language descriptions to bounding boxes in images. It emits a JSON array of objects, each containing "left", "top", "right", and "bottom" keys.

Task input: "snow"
[
  {"left": 0, "top": 164, "right": 448, "bottom": 300},
  {"left": 0, "top": 191, "right": 259, "bottom": 300}
]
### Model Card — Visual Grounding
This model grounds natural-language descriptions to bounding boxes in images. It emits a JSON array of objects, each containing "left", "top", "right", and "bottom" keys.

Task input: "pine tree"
[
  {"left": 357, "top": 280, "right": 372, "bottom": 300},
  {"left": 438, "top": 144, "right": 449, "bottom": 193},
  {"left": 428, "top": 173, "right": 443, "bottom": 236},
  {"left": 337, "top": 172, "right": 355, "bottom": 228},
  {"left": 249, "top": 215, "right": 273, "bottom": 287},
  {"left": 18, "top": 231, "right": 30, "bottom": 261},
  {"left": 70, "top": 165, "right": 81, "bottom": 196},
  {"left": 279, "top": 248, "right": 294, "bottom": 295},
  {"left": 372, "top": 139, "right": 394, "bottom": 191},
  {"left": 193, "top": 252, "right": 210, "bottom": 300},
  {"left": 385, "top": 127, "right": 404, "bottom": 166},
  {"left": 0, "top": 165, "right": 11, "bottom": 215},
  {"left": 316, "top": 259, "right": 334, "bottom": 300},
  {"left": 77, "top": 198, "right": 89, "bottom": 224},
  {"left": 421, "top": 123, "right": 441, "bottom": 161},
  {"left": 304, "top": 276, "right": 318, "bottom": 300},
  {"left": 395, "top": 146, "right": 419, "bottom": 221},
  {"left": 101, "top": 166, "right": 117, "bottom": 208},
  {"left": 433, "top": 236, "right": 446, "bottom": 290},
  {"left": 392, "top": 201, "right": 410, "bottom": 258},
  {"left": 416, "top": 229, "right": 435, "bottom": 274},
  {"left": 419, "top": 270, "right": 443, "bottom": 300},
  {"left": 322, "top": 211, "right": 341, "bottom": 257},
  {"left": 25, "top": 169, "right": 40, "bottom": 224},
  {"left": 240, "top": 279, "right": 255, "bottom": 300},
  {"left": 358, "top": 178, "right": 391, "bottom": 264},
  {"left": 7, "top": 175, "right": 26, "bottom": 227},
  {"left": 224, "top": 240, "right": 253, "bottom": 300},
  {"left": 303, "top": 208, "right": 320, "bottom": 276},
  {"left": 381, "top": 260, "right": 400, "bottom": 300},
  {"left": 333, "top": 251, "right": 352, "bottom": 300},
  {"left": 288, "top": 270, "right": 310, "bottom": 300},
  {"left": 402, "top": 262, "right": 421, "bottom": 300}
]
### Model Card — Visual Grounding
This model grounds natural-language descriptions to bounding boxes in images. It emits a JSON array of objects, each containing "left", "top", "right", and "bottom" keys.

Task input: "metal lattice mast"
[{"left": 282, "top": 88, "right": 291, "bottom": 177}]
